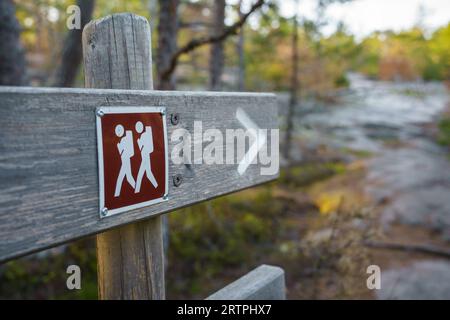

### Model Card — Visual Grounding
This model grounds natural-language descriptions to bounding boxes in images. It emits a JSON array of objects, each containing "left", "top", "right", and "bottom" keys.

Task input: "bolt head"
[
  {"left": 163, "top": 194, "right": 169, "bottom": 201},
  {"left": 101, "top": 207, "right": 108, "bottom": 216},
  {"left": 97, "top": 109, "right": 104, "bottom": 117},
  {"left": 173, "top": 174, "right": 183, "bottom": 187},
  {"left": 170, "top": 113, "right": 180, "bottom": 125},
  {"left": 160, "top": 108, "right": 166, "bottom": 116}
]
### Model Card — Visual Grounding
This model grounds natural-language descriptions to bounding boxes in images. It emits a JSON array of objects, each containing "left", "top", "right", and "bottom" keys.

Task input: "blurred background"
[{"left": 0, "top": 0, "right": 449, "bottom": 299}]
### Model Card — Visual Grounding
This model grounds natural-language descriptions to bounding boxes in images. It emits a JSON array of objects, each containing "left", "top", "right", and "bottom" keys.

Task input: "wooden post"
[{"left": 82, "top": 13, "right": 165, "bottom": 299}]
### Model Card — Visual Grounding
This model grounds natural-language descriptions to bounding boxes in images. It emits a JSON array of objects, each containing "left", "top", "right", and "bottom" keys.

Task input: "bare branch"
[{"left": 160, "top": 0, "right": 265, "bottom": 82}]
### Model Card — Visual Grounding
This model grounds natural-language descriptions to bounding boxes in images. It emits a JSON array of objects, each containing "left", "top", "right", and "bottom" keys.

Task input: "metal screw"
[
  {"left": 96, "top": 109, "right": 104, "bottom": 117},
  {"left": 160, "top": 108, "right": 166, "bottom": 116},
  {"left": 170, "top": 113, "right": 180, "bottom": 125},
  {"left": 163, "top": 194, "right": 169, "bottom": 201},
  {"left": 173, "top": 174, "right": 183, "bottom": 187},
  {"left": 101, "top": 207, "right": 108, "bottom": 217}
]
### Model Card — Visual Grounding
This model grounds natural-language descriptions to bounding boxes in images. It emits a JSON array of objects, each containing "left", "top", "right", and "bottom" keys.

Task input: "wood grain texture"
[
  {"left": 96, "top": 219, "right": 165, "bottom": 299},
  {"left": 0, "top": 86, "right": 278, "bottom": 263},
  {"left": 83, "top": 13, "right": 164, "bottom": 300},
  {"left": 82, "top": 13, "right": 152, "bottom": 90},
  {"left": 206, "top": 264, "right": 286, "bottom": 300}
]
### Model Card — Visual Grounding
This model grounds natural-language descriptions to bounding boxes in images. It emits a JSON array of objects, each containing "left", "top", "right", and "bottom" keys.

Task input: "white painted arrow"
[{"left": 236, "top": 108, "right": 266, "bottom": 176}]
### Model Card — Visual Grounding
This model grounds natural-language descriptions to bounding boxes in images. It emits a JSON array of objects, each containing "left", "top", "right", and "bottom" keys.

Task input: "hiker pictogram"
[
  {"left": 134, "top": 121, "right": 158, "bottom": 193},
  {"left": 113, "top": 121, "right": 159, "bottom": 197},
  {"left": 114, "top": 124, "right": 136, "bottom": 197},
  {"left": 96, "top": 107, "right": 168, "bottom": 217}
]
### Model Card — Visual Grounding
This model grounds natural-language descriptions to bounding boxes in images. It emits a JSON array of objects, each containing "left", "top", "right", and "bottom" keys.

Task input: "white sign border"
[{"left": 95, "top": 106, "right": 169, "bottom": 219}]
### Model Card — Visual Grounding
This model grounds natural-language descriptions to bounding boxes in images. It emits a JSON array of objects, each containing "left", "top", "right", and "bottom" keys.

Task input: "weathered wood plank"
[
  {"left": 83, "top": 13, "right": 164, "bottom": 300},
  {"left": 206, "top": 265, "right": 286, "bottom": 300},
  {"left": 96, "top": 218, "right": 165, "bottom": 299},
  {"left": 0, "top": 86, "right": 278, "bottom": 262}
]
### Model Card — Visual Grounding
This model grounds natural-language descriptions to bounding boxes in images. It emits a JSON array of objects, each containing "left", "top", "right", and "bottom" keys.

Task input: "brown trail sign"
[
  {"left": 0, "top": 13, "right": 279, "bottom": 299},
  {"left": 96, "top": 107, "right": 169, "bottom": 217}
]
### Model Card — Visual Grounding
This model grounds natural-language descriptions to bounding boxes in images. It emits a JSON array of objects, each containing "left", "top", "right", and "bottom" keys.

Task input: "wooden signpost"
[{"left": 0, "top": 13, "right": 279, "bottom": 299}]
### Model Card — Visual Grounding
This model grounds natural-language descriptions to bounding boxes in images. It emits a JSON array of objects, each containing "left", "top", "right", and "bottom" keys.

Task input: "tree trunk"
[
  {"left": 0, "top": 0, "right": 28, "bottom": 86},
  {"left": 209, "top": 0, "right": 225, "bottom": 91},
  {"left": 157, "top": 0, "right": 179, "bottom": 90},
  {"left": 54, "top": 0, "right": 95, "bottom": 87},
  {"left": 283, "top": 2, "right": 299, "bottom": 163},
  {"left": 236, "top": 0, "right": 245, "bottom": 91}
]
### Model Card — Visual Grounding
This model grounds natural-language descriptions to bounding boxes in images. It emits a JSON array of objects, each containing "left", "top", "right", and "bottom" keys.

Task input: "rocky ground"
[{"left": 289, "top": 74, "right": 450, "bottom": 299}]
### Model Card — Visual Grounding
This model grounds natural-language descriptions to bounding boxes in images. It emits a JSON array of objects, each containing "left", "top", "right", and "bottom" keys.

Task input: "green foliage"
[
  {"left": 0, "top": 239, "right": 97, "bottom": 299},
  {"left": 425, "top": 23, "right": 450, "bottom": 81},
  {"left": 339, "top": 147, "right": 373, "bottom": 158},
  {"left": 282, "top": 161, "right": 346, "bottom": 187},
  {"left": 167, "top": 185, "right": 282, "bottom": 295},
  {"left": 169, "top": 187, "right": 280, "bottom": 265},
  {"left": 354, "top": 24, "right": 450, "bottom": 81},
  {"left": 334, "top": 73, "right": 350, "bottom": 87},
  {"left": 438, "top": 118, "right": 450, "bottom": 147}
]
